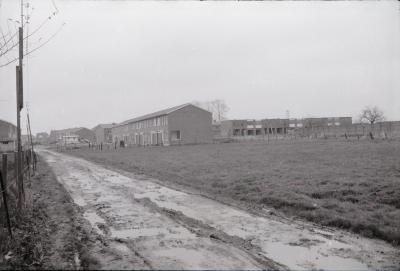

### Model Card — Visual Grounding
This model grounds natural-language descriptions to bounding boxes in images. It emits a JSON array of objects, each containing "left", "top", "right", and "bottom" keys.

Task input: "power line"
[
  {"left": 0, "top": 15, "right": 55, "bottom": 56},
  {"left": 0, "top": 22, "right": 65, "bottom": 68},
  {"left": 51, "top": 0, "right": 59, "bottom": 14}
]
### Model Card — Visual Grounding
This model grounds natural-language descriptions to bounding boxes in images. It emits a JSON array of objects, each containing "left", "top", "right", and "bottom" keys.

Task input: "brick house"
[
  {"left": 0, "top": 119, "right": 17, "bottom": 152},
  {"left": 92, "top": 123, "right": 115, "bottom": 144},
  {"left": 112, "top": 103, "right": 212, "bottom": 146}
]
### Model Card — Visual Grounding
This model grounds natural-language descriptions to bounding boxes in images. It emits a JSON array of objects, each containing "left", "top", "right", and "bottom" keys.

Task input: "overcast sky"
[{"left": 1, "top": 0, "right": 399, "bottom": 134}]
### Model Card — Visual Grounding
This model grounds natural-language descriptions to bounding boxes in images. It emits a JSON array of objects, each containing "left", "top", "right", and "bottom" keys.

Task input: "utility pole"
[{"left": 16, "top": 0, "right": 24, "bottom": 211}]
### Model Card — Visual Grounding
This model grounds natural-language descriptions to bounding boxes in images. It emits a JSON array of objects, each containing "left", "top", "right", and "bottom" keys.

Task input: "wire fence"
[{"left": 0, "top": 149, "right": 37, "bottom": 239}]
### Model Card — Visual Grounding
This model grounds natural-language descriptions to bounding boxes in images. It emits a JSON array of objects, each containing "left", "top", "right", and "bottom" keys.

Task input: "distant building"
[
  {"left": 49, "top": 127, "right": 96, "bottom": 144},
  {"left": 0, "top": 119, "right": 17, "bottom": 152},
  {"left": 36, "top": 132, "right": 50, "bottom": 145},
  {"left": 21, "top": 134, "right": 32, "bottom": 145},
  {"left": 301, "top": 117, "right": 352, "bottom": 129},
  {"left": 350, "top": 121, "right": 400, "bottom": 138},
  {"left": 220, "top": 117, "right": 352, "bottom": 138},
  {"left": 212, "top": 123, "right": 221, "bottom": 138},
  {"left": 221, "top": 119, "right": 290, "bottom": 137},
  {"left": 112, "top": 103, "right": 213, "bottom": 146},
  {"left": 92, "top": 123, "right": 115, "bottom": 144},
  {"left": 62, "top": 135, "right": 79, "bottom": 145}
]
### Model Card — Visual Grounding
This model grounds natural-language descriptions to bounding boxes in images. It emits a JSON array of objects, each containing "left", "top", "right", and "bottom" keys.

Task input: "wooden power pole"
[{"left": 16, "top": 0, "right": 24, "bottom": 210}]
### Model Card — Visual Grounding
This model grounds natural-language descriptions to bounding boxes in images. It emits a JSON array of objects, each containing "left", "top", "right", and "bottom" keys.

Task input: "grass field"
[{"left": 66, "top": 139, "right": 400, "bottom": 245}]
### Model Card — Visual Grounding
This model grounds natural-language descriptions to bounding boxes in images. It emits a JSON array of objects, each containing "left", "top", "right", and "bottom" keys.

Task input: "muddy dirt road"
[{"left": 39, "top": 149, "right": 400, "bottom": 270}]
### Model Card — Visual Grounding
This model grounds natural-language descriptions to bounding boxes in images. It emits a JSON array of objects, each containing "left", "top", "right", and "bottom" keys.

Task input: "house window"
[{"left": 171, "top": 130, "right": 181, "bottom": 140}]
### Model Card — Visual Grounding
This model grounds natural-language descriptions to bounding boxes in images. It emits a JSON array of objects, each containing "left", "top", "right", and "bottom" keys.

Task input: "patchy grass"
[
  {"left": 67, "top": 139, "right": 400, "bottom": 245},
  {"left": 0, "top": 157, "right": 96, "bottom": 269}
]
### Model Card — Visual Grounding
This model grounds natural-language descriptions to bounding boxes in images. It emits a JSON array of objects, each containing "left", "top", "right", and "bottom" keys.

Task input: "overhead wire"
[
  {"left": 0, "top": 15, "right": 49, "bottom": 57},
  {"left": 0, "top": 22, "right": 65, "bottom": 68}
]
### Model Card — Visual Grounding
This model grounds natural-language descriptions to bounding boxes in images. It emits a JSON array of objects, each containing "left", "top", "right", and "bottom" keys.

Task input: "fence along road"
[
  {"left": 39, "top": 149, "right": 400, "bottom": 270},
  {"left": 0, "top": 149, "right": 36, "bottom": 238}
]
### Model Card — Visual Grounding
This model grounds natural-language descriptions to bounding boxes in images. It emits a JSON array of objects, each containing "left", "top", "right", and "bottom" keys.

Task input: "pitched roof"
[
  {"left": 93, "top": 123, "right": 115, "bottom": 130},
  {"left": 117, "top": 103, "right": 192, "bottom": 126},
  {"left": 100, "top": 123, "right": 115, "bottom": 129},
  {"left": 0, "top": 119, "right": 16, "bottom": 128},
  {"left": 51, "top": 127, "right": 87, "bottom": 134}
]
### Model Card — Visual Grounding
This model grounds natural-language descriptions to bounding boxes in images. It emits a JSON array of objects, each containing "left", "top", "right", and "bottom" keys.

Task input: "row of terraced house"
[
  {"left": 219, "top": 117, "right": 400, "bottom": 139},
  {"left": 220, "top": 117, "right": 353, "bottom": 137},
  {"left": 111, "top": 103, "right": 213, "bottom": 146},
  {"left": 45, "top": 103, "right": 213, "bottom": 147}
]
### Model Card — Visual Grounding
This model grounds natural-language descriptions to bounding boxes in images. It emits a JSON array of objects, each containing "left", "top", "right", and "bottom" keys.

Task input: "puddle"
[
  {"left": 157, "top": 248, "right": 207, "bottom": 268},
  {"left": 72, "top": 195, "right": 86, "bottom": 207},
  {"left": 74, "top": 252, "right": 81, "bottom": 270},
  {"left": 112, "top": 242, "right": 131, "bottom": 254},
  {"left": 119, "top": 171, "right": 397, "bottom": 270},
  {"left": 84, "top": 211, "right": 107, "bottom": 235},
  {"left": 110, "top": 227, "right": 194, "bottom": 239},
  {"left": 84, "top": 211, "right": 106, "bottom": 224},
  {"left": 262, "top": 240, "right": 368, "bottom": 270}
]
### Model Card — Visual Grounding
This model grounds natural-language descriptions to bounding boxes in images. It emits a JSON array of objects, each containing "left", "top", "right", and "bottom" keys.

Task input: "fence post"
[
  {"left": 29, "top": 150, "right": 32, "bottom": 174},
  {"left": 33, "top": 151, "right": 37, "bottom": 172},
  {"left": 14, "top": 151, "right": 21, "bottom": 210},
  {"left": 21, "top": 150, "right": 25, "bottom": 204},
  {"left": 26, "top": 150, "right": 30, "bottom": 179},
  {"left": 1, "top": 154, "right": 12, "bottom": 238}
]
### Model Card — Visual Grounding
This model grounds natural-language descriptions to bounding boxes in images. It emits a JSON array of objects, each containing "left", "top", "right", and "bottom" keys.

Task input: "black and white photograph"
[{"left": 0, "top": 0, "right": 399, "bottom": 269}]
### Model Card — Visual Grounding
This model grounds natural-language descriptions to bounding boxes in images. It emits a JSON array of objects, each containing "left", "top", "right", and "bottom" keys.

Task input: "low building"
[
  {"left": 0, "top": 119, "right": 17, "bottom": 152},
  {"left": 349, "top": 121, "right": 400, "bottom": 138},
  {"left": 36, "top": 132, "right": 50, "bottom": 145},
  {"left": 220, "top": 117, "right": 352, "bottom": 138},
  {"left": 62, "top": 135, "right": 79, "bottom": 145},
  {"left": 302, "top": 117, "right": 352, "bottom": 129},
  {"left": 92, "top": 123, "right": 115, "bottom": 144},
  {"left": 49, "top": 127, "right": 96, "bottom": 144},
  {"left": 21, "top": 134, "right": 32, "bottom": 146},
  {"left": 221, "top": 119, "right": 289, "bottom": 137},
  {"left": 112, "top": 103, "right": 213, "bottom": 146}
]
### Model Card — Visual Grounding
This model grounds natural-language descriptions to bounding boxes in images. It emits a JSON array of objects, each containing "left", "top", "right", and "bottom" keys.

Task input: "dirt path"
[{"left": 39, "top": 149, "right": 400, "bottom": 270}]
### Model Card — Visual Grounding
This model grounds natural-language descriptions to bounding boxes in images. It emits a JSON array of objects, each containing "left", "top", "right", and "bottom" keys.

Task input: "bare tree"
[
  {"left": 211, "top": 99, "right": 229, "bottom": 123},
  {"left": 192, "top": 99, "right": 229, "bottom": 123},
  {"left": 359, "top": 106, "right": 385, "bottom": 139},
  {"left": 359, "top": 106, "right": 385, "bottom": 125}
]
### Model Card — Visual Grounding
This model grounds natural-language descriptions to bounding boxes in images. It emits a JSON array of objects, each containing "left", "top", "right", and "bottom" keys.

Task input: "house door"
[
  {"left": 151, "top": 133, "right": 157, "bottom": 145},
  {"left": 139, "top": 134, "right": 144, "bottom": 146},
  {"left": 157, "top": 132, "right": 163, "bottom": 145},
  {"left": 135, "top": 134, "right": 139, "bottom": 145}
]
